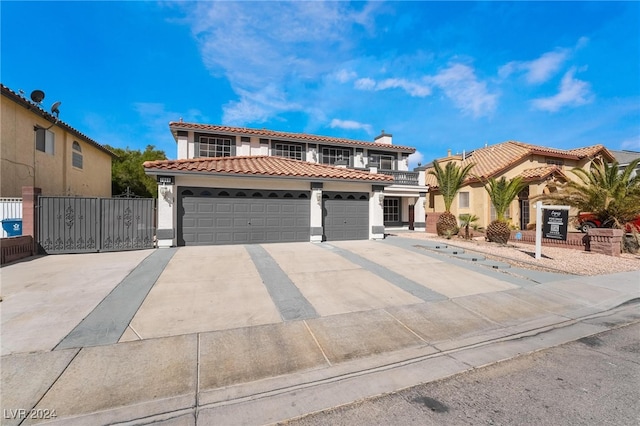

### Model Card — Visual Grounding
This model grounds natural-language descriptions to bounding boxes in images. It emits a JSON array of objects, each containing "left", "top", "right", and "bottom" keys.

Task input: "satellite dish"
[
  {"left": 30, "top": 90, "right": 45, "bottom": 103},
  {"left": 51, "top": 101, "right": 61, "bottom": 117}
]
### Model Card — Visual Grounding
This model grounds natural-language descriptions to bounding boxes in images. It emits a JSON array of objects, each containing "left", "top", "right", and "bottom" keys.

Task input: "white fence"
[{"left": 1, "top": 198, "right": 23, "bottom": 238}]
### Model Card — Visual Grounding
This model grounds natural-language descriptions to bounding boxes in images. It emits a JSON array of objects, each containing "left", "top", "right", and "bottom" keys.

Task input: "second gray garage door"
[
  {"left": 323, "top": 192, "right": 369, "bottom": 241},
  {"left": 179, "top": 187, "right": 310, "bottom": 245}
]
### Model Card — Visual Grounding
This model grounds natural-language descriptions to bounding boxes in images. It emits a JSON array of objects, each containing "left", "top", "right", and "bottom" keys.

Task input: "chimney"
[
  {"left": 447, "top": 149, "right": 452, "bottom": 157},
  {"left": 374, "top": 129, "right": 392, "bottom": 145}
]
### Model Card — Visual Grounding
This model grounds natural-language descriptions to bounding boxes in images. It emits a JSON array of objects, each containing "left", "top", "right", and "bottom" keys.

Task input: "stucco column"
[
  {"left": 156, "top": 182, "right": 175, "bottom": 248},
  {"left": 414, "top": 191, "right": 427, "bottom": 231},
  {"left": 370, "top": 185, "right": 385, "bottom": 240},
  {"left": 310, "top": 182, "right": 323, "bottom": 243}
]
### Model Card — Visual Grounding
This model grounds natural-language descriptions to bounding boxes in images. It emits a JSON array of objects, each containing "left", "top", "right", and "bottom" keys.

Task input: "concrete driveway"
[{"left": 2, "top": 237, "right": 638, "bottom": 425}]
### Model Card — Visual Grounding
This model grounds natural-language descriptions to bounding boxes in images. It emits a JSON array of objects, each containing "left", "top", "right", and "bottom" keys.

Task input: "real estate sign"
[{"left": 543, "top": 208, "right": 569, "bottom": 241}]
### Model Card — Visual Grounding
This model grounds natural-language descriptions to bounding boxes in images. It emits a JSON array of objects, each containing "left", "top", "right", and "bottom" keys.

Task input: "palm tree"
[
  {"left": 459, "top": 213, "right": 481, "bottom": 240},
  {"left": 484, "top": 176, "right": 527, "bottom": 244},
  {"left": 537, "top": 158, "right": 640, "bottom": 229},
  {"left": 428, "top": 161, "right": 475, "bottom": 236}
]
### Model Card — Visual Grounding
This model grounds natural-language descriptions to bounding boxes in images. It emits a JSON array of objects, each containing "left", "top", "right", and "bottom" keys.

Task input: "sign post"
[{"left": 534, "top": 201, "right": 570, "bottom": 259}]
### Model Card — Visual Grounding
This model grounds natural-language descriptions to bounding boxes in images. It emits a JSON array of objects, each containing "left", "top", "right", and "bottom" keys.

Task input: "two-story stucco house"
[
  {"left": 143, "top": 122, "right": 429, "bottom": 247},
  {"left": 1, "top": 84, "right": 115, "bottom": 197},
  {"left": 421, "top": 141, "right": 615, "bottom": 231}
]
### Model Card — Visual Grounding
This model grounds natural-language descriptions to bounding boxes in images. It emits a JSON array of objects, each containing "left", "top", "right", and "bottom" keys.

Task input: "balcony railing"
[{"left": 380, "top": 170, "right": 420, "bottom": 186}]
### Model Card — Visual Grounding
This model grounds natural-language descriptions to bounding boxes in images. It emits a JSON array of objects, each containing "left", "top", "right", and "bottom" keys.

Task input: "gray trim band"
[
  {"left": 372, "top": 226, "right": 385, "bottom": 234},
  {"left": 156, "top": 228, "right": 175, "bottom": 239},
  {"left": 311, "top": 182, "right": 324, "bottom": 189},
  {"left": 413, "top": 222, "right": 426, "bottom": 228},
  {"left": 372, "top": 185, "right": 385, "bottom": 192},
  {"left": 310, "top": 227, "right": 324, "bottom": 236}
]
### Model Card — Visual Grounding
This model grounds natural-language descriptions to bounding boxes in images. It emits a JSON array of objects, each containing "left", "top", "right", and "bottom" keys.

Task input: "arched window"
[{"left": 72, "top": 141, "right": 83, "bottom": 169}]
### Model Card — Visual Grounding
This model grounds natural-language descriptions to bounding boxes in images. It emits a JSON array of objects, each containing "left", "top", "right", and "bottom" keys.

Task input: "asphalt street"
[{"left": 283, "top": 321, "right": 640, "bottom": 426}]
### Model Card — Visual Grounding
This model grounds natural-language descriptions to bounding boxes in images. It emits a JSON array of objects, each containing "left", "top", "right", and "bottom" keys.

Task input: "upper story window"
[
  {"left": 459, "top": 191, "right": 469, "bottom": 208},
  {"left": 273, "top": 141, "right": 304, "bottom": 161},
  {"left": 369, "top": 152, "right": 396, "bottom": 170},
  {"left": 35, "top": 127, "right": 55, "bottom": 155},
  {"left": 198, "top": 135, "right": 233, "bottom": 157},
  {"left": 72, "top": 141, "right": 83, "bottom": 169},
  {"left": 321, "top": 147, "right": 351, "bottom": 165},
  {"left": 546, "top": 158, "right": 564, "bottom": 167}
]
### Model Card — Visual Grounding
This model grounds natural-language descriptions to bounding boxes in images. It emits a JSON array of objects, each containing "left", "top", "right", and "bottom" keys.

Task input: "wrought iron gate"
[{"left": 38, "top": 197, "right": 155, "bottom": 254}]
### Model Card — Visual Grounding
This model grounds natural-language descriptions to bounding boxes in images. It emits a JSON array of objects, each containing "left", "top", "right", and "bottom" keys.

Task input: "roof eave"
[{"left": 143, "top": 168, "right": 394, "bottom": 185}]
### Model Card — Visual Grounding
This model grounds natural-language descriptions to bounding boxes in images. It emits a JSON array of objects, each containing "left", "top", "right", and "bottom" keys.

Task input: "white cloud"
[
  {"left": 427, "top": 64, "right": 498, "bottom": 117},
  {"left": 500, "top": 50, "right": 569, "bottom": 84},
  {"left": 354, "top": 77, "right": 431, "bottom": 97},
  {"left": 329, "top": 119, "right": 373, "bottom": 134},
  {"left": 177, "top": 1, "right": 380, "bottom": 124},
  {"left": 620, "top": 136, "right": 640, "bottom": 151},
  {"left": 408, "top": 150, "right": 424, "bottom": 169},
  {"left": 355, "top": 78, "right": 376, "bottom": 91},
  {"left": 531, "top": 67, "right": 593, "bottom": 112},
  {"left": 377, "top": 78, "right": 432, "bottom": 97},
  {"left": 335, "top": 69, "right": 357, "bottom": 83},
  {"left": 499, "top": 38, "right": 588, "bottom": 85}
]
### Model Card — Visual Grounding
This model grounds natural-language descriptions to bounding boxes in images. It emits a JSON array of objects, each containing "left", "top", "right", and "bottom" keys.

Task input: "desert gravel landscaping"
[{"left": 395, "top": 232, "right": 640, "bottom": 276}]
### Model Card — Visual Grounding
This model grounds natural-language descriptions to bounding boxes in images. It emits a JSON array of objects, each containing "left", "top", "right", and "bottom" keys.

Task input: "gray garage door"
[
  {"left": 323, "top": 192, "right": 369, "bottom": 241},
  {"left": 179, "top": 187, "right": 310, "bottom": 246}
]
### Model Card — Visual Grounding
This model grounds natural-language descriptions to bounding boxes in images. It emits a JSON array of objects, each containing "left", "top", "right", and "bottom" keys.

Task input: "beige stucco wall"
[
  {"left": 427, "top": 154, "right": 595, "bottom": 229},
  {"left": 1, "top": 95, "right": 112, "bottom": 197}
]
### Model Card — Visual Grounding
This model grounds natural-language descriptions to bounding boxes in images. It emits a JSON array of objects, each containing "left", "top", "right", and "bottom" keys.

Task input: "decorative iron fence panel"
[
  {"left": 38, "top": 197, "right": 155, "bottom": 254},
  {"left": 100, "top": 198, "right": 155, "bottom": 252},
  {"left": 39, "top": 197, "right": 99, "bottom": 254}
]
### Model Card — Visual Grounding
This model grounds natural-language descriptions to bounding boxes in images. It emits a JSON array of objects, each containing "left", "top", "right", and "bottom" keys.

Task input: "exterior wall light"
[
  {"left": 378, "top": 192, "right": 385, "bottom": 205},
  {"left": 316, "top": 192, "right": 322, "bottom": 203}
]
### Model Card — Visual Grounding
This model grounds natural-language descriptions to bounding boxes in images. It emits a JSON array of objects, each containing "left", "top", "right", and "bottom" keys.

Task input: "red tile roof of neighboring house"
[
  {"left": 169, "top": 122, "right": 416, "bottom": 153},
  {"left": 424, "top": 140, "right": 612, "bottom": 188},
  {"left": 1, "top": 84, "right": 117, "bottom": 158},
  {"left": 143, "top": 155, "right": 394, "bottom": 182}
]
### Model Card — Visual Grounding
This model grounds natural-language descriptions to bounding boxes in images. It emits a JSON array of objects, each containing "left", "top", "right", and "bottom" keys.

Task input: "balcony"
[{"left": 380, "top": 170, "right": 420, "bottom": 186}]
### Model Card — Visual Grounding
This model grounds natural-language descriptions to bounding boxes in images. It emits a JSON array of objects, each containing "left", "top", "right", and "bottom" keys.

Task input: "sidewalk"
[{"left": 1, "top": 239, "right": 638, "bottom": 425}]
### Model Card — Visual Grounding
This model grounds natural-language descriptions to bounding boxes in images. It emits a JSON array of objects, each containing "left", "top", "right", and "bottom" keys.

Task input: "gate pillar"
[
  {"left": 21, "top": 186, "right": 41, "bottom": 241},
  {"left": 157, "top": 182, "right": 175, "bottom": 248}
]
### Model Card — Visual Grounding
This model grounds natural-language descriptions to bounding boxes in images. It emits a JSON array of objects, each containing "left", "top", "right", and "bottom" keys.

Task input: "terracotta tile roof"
[
  {"left": 143, "top": 155, "right": 394, "bottom": 182},
  {"left": 519, "top": 165, "right": 567, "bottom": 181},
  {"left": 1, "top": 84, "right": 117, "bottom": 158},
  {"left": 169, "top": 122, "right": 416, "bottom": 153},
  {"left": 424, "top": 140, "right": 612, "bottom": 188}
]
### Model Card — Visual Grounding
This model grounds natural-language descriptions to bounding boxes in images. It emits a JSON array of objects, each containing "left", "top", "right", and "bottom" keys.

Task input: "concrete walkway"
[{"left": 1, "top": 237, "right": 638, "bottom": 425}]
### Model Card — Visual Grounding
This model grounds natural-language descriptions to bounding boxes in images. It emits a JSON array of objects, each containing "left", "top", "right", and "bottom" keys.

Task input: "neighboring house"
[
  {"left": 420, "top": 141, "right": 614, "bottom": 230},
  {"left": 0, "top": 84, "right": 115, "bottom": 198},
  {"left": 609, "top": 149, "right": 640, "bottom": 178},
  {"left": 144, "top": 122, "right": 429, "bottom": 247}
]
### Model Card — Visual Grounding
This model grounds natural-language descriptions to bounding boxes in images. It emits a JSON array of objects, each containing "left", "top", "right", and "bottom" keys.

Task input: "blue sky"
[{"left": 2, "top": 1, "right": 639, "bottom": 167}]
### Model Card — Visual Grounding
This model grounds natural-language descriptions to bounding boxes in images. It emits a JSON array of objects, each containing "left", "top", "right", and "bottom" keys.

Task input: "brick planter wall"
[
  {"left": 509, "top": 230, "right": 589, "bottom": 251},
  {"left": 426, "top": 212, "right": 443, "bottom": 234},
  {"left": 587, "top": 228, "right": 623, "bottom": 257},
  {"left": 1, "top": 235, "right": 35, "bottom": 264}
]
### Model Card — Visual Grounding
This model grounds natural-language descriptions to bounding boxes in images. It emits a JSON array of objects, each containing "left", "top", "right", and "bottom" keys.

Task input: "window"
[
  {"left": 370, "top": 153, "right": 395, "bottom": 170},
  {"left": 546, "top": 158, "right": 564, "bottom": 166},
  {"left": 273, "top": 142, "right": 304, "bottom": 160},
  {"left": 35, "top": 128, "right": 55, "bottom": 155},
  {"left": 72, "top": 141, "right": 83, "bottom": 169},
  {"left": 198, "top": 136, "right": 233, "bottom": 157},
  {"left": 459, "top": 191, "right": 469, "bottom": 208},
  {"left": 384, "top": 198, "right": 400, "bottom": 224},
  {"left": 321, "top": 147, "right": 351, "bottom": 165}
]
